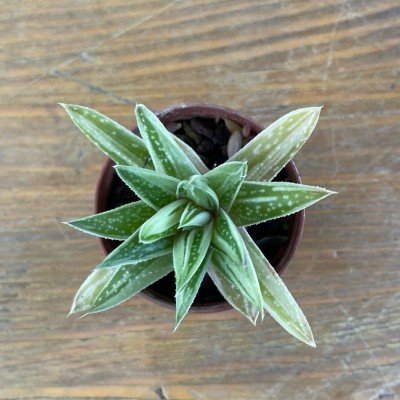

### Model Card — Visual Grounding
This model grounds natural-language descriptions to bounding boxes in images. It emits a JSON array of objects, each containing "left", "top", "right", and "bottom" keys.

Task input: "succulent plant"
[{"left": 62, "top": 103, "right": 335, "bottom": 347}]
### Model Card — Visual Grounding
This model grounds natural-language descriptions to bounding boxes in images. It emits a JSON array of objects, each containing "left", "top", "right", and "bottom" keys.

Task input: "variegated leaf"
[
  {"left": 204, "top": 161, "right": 247, "bottom": 211},
  {"left": 179, "top": 202, "right": 212, "bottom": 230},
  {"left": 229, "top": 107, "right": 322, "bottom": 182},
  {"left": 96, "top": 229, "right": 173, "bottom": 269},
  {"left": 72, "top": 255, "right": 173, "bottom": 315},
  {"left": 174, "top": 136, "right": 208, "bottom": 174},
  {"left": 139, "top": 199, "right": 187, "bottom": 243},
  {"left": 208, "top": 263, "right": 259, "bottom": 324},
  {"left": 65, "top": 201, "right": 156, "bottom": 240},
  {"left": 173, "top": 221, "right": 213, "bottom": 292},
  {"left": 211, "top": 209, "right": 246, "bottom": 265},
  {"left": 135, "top": 104, "right": 199, "bottom": 179},
  {"left": 61, "top": 104, "right": 150, "bottom": 167},
  {"left": 211, "top": 248, "right": 263, "bottom": 313},
  {"left": 230, "top": 182, "right": 335, "bottom": 227},
  {"left": 177, "top": 175, "right": 219, "bottom": 211},
  {"left": 115, "top": 165, "right": 179, "bottom": 210},
  {"left": 240, "top": 228, "right": 315, "bottom": 347},
  {"left": 69, "top": 268, "right": 116, "bottom": 315},
  {"left": 175, "top": 253, "right": 210, "bottom": 330}
]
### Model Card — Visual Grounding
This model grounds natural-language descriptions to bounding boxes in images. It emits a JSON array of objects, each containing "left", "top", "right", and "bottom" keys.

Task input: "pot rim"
[{"left": 95, "top": 102, "right": 305, "bottom": 313}]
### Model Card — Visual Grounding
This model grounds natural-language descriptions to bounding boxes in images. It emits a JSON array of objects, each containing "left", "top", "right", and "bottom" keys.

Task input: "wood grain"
[{"left": 1, "top": 0, "right": 399, "bottom": 399}]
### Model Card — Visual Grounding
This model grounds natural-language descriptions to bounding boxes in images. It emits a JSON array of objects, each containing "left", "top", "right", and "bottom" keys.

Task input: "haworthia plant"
[{"left": 63, "top": 102, "right": 335, "bottom": 347}]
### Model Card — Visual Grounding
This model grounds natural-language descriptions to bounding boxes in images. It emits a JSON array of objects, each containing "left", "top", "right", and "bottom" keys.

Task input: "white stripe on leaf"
[
  {"left": 135, "top": 104, "right": 199, "bottom": 179},
  {"left": 240, "top": 228, "right": 315, "bottom": 347},
  {"left": 139, "top": 200, "right": 188, "bottom": 243},
  {"left": 229, "top": 107, "right": 322, "bottom": 182}
]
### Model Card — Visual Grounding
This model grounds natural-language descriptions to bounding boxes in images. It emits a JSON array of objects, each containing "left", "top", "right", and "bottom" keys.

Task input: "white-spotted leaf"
[
  {"left": 70, "top": 268, "right": 116, "bottom": 315},
  {"left": 135, "top": 104, "right": 199, "bottom": 179},
  {"left": 179, "top": 202, "right": 212, "bottom": 230},
  {"left": 60, "top": 104, "right": 150, "bottom": 167},
  {"left": 208, "top": 262, "right": 259, "bottom": 324},
  {"left": 240, "top": 228, "right": 315, "bottom": 347},
  {"left": 173, "top": 221, "right": 213, "bottom": 293},
  {"left": 230, "top": 107, "right": 322, "bottom": 182},
  {"left": 139, "top": 200, "right": 187, "bottom": 243},
  {"left": 90, "top": 255, "right": 173, "bottom": 314},
  {"left": 211, "top": 209, "right": 246, "bottom": 265},
  {"left": 115, "top": 165, "right": 179, "bottom": 210},
  {"left": 65, "top": 201, "right": 155, "bottom": 240},
  {"left": 176, "top": 175, "right": 219, "bottom": 211},
  {"left": 96, "top": 229, "right": 173, "bottom": 269},
  {"left": 174, "top": 136, "right": 208, "bottom": 174},
  {"left": 230, "top": 182, "right": 335, "bottom": 227},
  {"left": 211, "top": 248, "right": 263, "bottom": 313},
  {"left": 204, "top": 161, "right": 247, "bottom": 211},
  {"left": 175, "top": 253, "right": 210, "bottom": 330}
]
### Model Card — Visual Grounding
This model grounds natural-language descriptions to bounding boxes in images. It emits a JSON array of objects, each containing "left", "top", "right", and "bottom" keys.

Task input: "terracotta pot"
[{"left": 95, "top": 103, "right": 305, "bottom": 313}]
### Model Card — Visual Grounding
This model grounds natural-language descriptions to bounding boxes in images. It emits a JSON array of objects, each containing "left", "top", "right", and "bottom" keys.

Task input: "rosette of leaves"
[{"left": 62, "top": 103, "right": 335, "bottom": 347}]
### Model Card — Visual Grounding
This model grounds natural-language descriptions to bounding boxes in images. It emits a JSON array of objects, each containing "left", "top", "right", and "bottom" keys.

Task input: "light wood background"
[{"left": 1, "top": 1, "right": 399, "bottom": 399}]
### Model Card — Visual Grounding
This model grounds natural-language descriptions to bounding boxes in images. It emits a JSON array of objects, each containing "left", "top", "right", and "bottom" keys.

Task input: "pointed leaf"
[
  {"left": 177, "top": 175, "right": 219, "bottom": 211},
  {"left": 240, "top": 228, "right": 315, "bottom": 347},
  {"left": 230, "top": 182, "right": 335, "bottom": 227},
  {"left": 70, "top": 268, "right": 116, "bottom": 314},
  {"left": 204, "top": 161, "right": 247, "bottom": 211},
  {"left": 175, "top": 253, "right": 210, "bottom": 330},
  {"left": 173, "top": 221, "right": 213, "bottom": 292},
  {"left": 211, "top": 248, "right": 263, "bottom": 313},
  {"left": 139, "top": 199, "right": 187, "bottom": 243},
  {"left": 96, "top": 229, "right": 173, "bottom": 269},
  {"left": 65, "top": 201, "right": 156, "bottom": 240},
  {"left": 90, "top": 255, "right": 173, "bottom": 313},
  {"left": 115, "top": 165, "right": 179, "bottom": 210},
  {"left": 211, "top": 209, "right": 246, "bottom": 265},
  {"left": 208, "top": 263, "right": 259, "bottom": 324},
  {"left": 230, "top": 107, "right": 322, "bottom": 181},
  {"left": 60, "top": 104, "right": 150, "bottom": 167},
  {"left": 135, "top": 104, "right": 199, "bottom": 179},
  {"left": 174, "top": 136, "right": 208, "bottom": 174},
  {"left": 179, "top": 202, "right": 212, "bottom": 230}
]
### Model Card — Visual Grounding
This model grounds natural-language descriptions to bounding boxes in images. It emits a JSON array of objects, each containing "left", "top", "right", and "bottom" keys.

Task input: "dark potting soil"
[{"left": 105, "top": 117, "right": 291, "bottom": 307}]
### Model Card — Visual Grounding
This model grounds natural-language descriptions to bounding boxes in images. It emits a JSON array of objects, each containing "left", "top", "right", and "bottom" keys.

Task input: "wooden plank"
[{"left": 0, "top": 0, "right": 399, "bottom": 399}]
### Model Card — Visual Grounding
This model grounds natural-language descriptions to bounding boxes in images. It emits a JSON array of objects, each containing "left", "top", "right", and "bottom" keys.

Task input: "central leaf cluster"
[{"left": 177, "top": 175, "right": 219, "bottom": 212}]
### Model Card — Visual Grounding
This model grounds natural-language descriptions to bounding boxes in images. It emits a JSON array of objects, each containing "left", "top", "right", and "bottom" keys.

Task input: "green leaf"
[
  {"left": 211, "top": 248, "right": 263, "bottom": 313},
  {"left": 69, "top": 268, "right": 116, "bottom": 314},
  {"left": 211, "top": 209, "right": 247, "bottom": 265},
  {"left": 204, "top": 161, "right": 247, "bottom": 211},
  {"left": 174, "top": 136, "right": 208, "bottom": 174},
  {"left": 230, "top": 182, "right": 335, "bottom": 227},
  {"left": 60, "top": 104, "right": 150, "bottom": 167},
  {"left": 135, "top": 104, "right": 199, "bottom": 179},
  {"left": 139, "top": 199, "right": 187, "bottom": 243},
  {"left": 96, "top": 229, "right": 173, "bottom": 269},
  {"left": 173, "top": 221, "right": 214, "bottom": 293},
  {"left": 177, "top": 175, "right": 219, "bottom": 211},
  {"left": 175, "top": 253, "right": 210, "bottom": 330},
  {"left": 71, "top": 255, "right": 173, "bottom": 315},
  {"left": 115, "top": 165, "right": 179, "bottom": 210},
  {"left": 240, "top": 228, "right": 315, "bottom": 347},
  {"left": 229, "top": 107, "right": 322, "bottom": 182},
  {"left": 65, "top": 201, "right": 156, "bottom": 240},
  {"left": 208, "top": 263, "right": 259, "bottom": 325},
  {"left": 179, "top": 202, "right": 212, "bottom": 230}
]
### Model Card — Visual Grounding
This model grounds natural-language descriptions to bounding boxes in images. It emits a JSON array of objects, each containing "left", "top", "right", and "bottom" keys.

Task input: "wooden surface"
[{"left": 1, "top": 1, "right": 399, "bottom": 399}]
